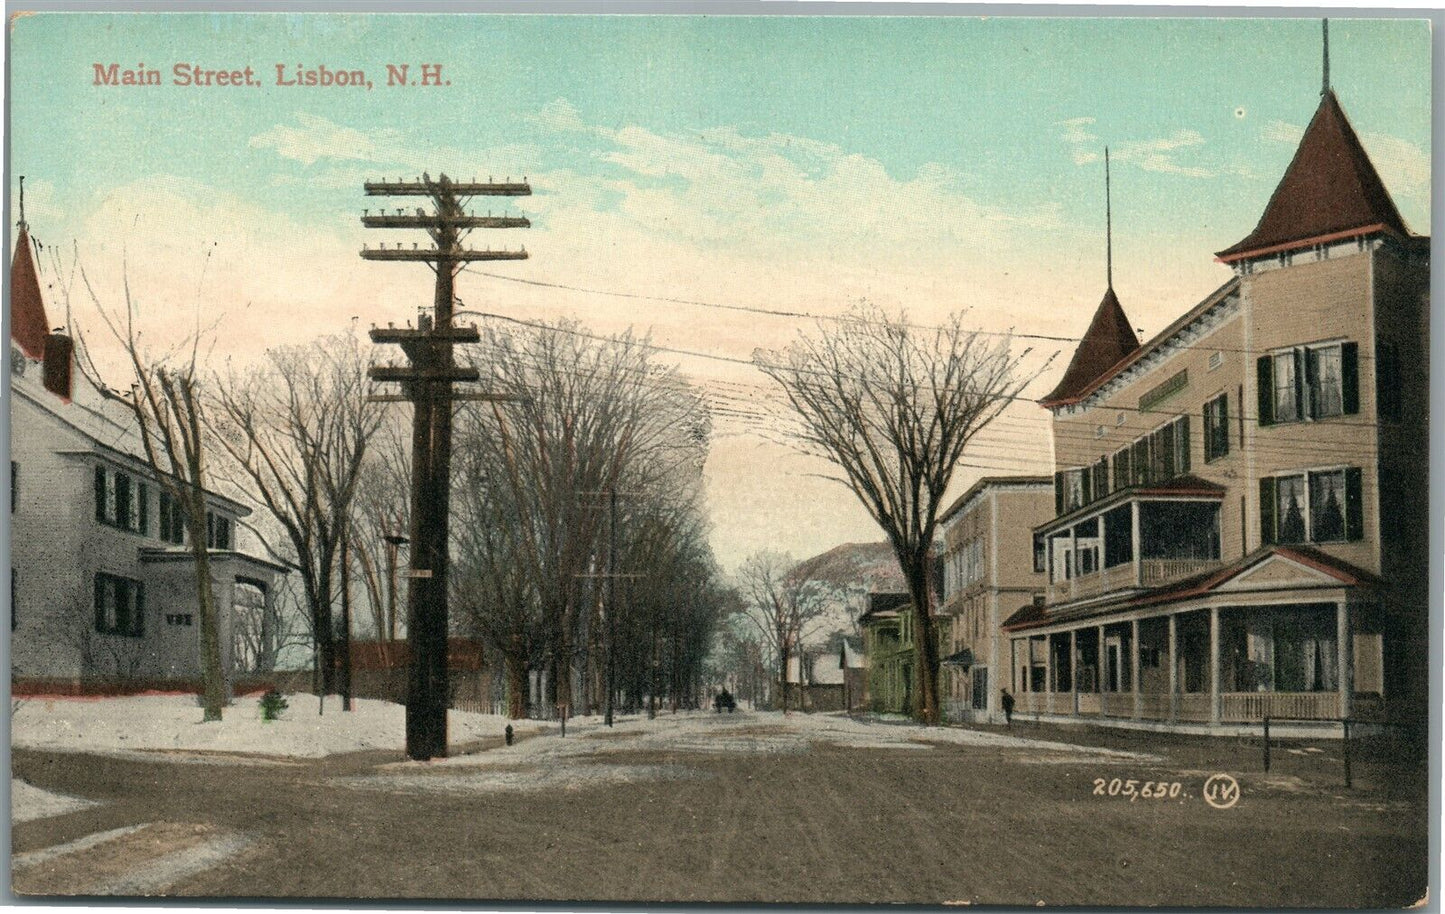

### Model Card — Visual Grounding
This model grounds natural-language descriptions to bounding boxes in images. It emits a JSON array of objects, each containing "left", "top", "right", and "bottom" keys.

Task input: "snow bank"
[
  {"left": 11, "top": 694, "right": 545, "bottom": 759},
  {"left": 11, "top": 778, "right": 100, "bottom": 823}
]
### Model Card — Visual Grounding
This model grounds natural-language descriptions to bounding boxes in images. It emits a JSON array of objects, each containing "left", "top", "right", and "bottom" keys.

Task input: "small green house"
[{"left": 860, "top": 592, "right": 950, "bottom": 715}]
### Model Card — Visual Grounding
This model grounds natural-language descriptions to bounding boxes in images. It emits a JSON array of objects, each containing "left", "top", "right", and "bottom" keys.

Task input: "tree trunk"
[
  {"left": 505, "top": 651, "right": 527, "bottom": 719},
  {"left": 779, "top": 641, "right": 791, "bottom": 714},
  {"left": 340, "top": 530, "right": 354, "bottom": 711},
  {"left": 905, "top": 557, "right": 941, "bottom": 725},
  {"left": 189, "top": 522, "right": 226, "bottom": 722}
]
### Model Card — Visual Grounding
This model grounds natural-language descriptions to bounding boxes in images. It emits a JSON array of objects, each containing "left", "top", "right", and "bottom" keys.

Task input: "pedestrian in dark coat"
[{"left": 1001, "top": 688, "right": 1016, "bottom": 726}]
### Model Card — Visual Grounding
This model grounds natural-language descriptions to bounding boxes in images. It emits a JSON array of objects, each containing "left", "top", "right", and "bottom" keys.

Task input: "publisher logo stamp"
[{"left": 1203, "top": 774, "right": 1240, "bottom": 809}]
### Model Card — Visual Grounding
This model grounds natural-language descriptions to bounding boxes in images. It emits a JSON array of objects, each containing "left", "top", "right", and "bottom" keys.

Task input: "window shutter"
[
  {"left": 1292, "top": 349, "right": 1306, "bottom": 421},
  {"left": 1303, "top": 347, "right": 1319, "bottom": 419},
  {"left": 1259, "top": 477, "right": 1277, "bottom": 546},
  {"left": 1341, "top": 342, "right": 1359, "bottom": 415},
  {"left": 93, "top": 574, "right": 105, "bottom": 632},
  {"left": 138, "top": 484, "right": 149, "bottom": 537},
  {"left": 1081, "top": 468, "right": 1092, "bottom": 505},
  {"left": 1220, "top": 395, "right": 1229, "bottom": 457},
  {"left": 1054, "top": 472, "right": 1064, "bottom": 515},
  {"left": 1256, "top": 356, "right": 1274, "bottom": 427},
  {"left": 94, "top": 467, "right": 106, "bottom": 522},
  {"left": 1345, "top": 467, "right": 1364, "bottom": 541},
  {"left": 134, "top": 582, "right": 145, "bottom": 637},
  {"left": 1178, "top": 415, "right": 1191, "bottom": 475}
]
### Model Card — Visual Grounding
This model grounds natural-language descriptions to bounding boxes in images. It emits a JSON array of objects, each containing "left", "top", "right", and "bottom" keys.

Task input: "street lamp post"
[{"left": 384, "top": 533, "right": 409, "bottom": 695}]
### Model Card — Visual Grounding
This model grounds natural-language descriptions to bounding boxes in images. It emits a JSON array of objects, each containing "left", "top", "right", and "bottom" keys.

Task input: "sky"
[{"left": 7, "top": 13, "right": 1432, "bottom": 571}]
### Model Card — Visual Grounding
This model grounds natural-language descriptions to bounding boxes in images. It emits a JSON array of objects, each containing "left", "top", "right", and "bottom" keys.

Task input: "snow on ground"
[
  {"left": 337, "top": 763, "right": 708, "bottom": 796},
  {"left": 11, "top": 778, "right": 100, "bottom": 823},
  {"left": 11, "top": 694, "right": 545, "bottom": 759}
]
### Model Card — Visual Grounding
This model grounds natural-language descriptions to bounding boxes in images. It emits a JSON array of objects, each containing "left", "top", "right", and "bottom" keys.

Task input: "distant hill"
[{"left": 791, "top": 541, "right": 907, "bottom": 593}]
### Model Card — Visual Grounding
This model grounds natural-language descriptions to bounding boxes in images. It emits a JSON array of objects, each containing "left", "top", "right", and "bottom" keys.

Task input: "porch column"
[
  {"left": 1070, "top": 629, "right": 1079, "bottom": 715},
  {"left": 1209, "top": 607, "right": 1221, "bottom": 725},
  {"left": 1337, "top": 601, "right": 1352, "bottom": 720},
  {"left": 1167, "top": 613, "right": 1178, "bottom": 723},
  {"left": 1131, "top": 618, "right": 1141, "bottom": 720},
  {"left": 1131, "top": 501, "right": 1142, "bottom": 586},
  {"left": 1043, "top": 634, "right": 1053, "bottom": 715},
  {"left": 1097, "top": 624, "right": 1107, "bottom": 717}
]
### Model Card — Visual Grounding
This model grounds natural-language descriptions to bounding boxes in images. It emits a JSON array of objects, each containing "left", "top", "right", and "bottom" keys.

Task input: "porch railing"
[
  {"left": 1140, "top": 558, "right": 1220, "bottom": 587},
  {"left": 1221, "top": 691, "right": 1338, "bottom": 722}
]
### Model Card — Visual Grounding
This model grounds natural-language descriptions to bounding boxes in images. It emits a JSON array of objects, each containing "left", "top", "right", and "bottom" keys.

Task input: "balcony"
[{"left": 1041, "top": 491, "right": 1224, "bottom": 605}]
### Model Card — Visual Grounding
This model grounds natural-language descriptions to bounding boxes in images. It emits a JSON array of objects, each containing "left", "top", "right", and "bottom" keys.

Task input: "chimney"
[{"left": 42, "top": 332, "right": 73, "bottom": 402}]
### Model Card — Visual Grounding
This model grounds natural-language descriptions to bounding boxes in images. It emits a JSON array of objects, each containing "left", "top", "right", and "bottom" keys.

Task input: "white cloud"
[{"left": 1060, "top": 118, "right": 1215, "bottom": 178}]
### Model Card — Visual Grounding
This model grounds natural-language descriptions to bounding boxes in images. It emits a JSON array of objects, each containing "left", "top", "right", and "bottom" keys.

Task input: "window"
[
  {"left": 1103, "top": 505, "right": 1133, "bottom": 568},
  {"left": 1272, "top": 351, "right": 1301, "bottom": 423},
  {"left": 206, "top": 512, "right": 233, "bottom": 550},
  {"left": 1204, "top": 394, "right": 1230, "bottom": 462},
  {"left": 1112, "top": 446, "right": 1131, "bottom": 491},
  {"left": 1258, "top": 342, "right": 1358, "bottom": 425},
  {"left": 1032, "top": 534, "right": 1047, "bottom": 574},
  {"left": 1146, "top": 415, "right": 1191, "bottom": 483},
  {"left": 1260, "top": 468, "right": 1363, "bottom": 546},
  {"left": 94, "top": 573, "right": 145, "bottom": 637},
  {"left": 1308, "top": 470, "right": 1346, "bottom": 542},
  {"left": 159, "top": 493, "right": 185, "bottom": 545},
  {"left": 971, "top": 667, "right": 988, "bottom": 711},
  {"left": 94, "top": 467, "right": 148, "bottom": 535},
  {"left": 1306, "top": 345, "right": 1344, "bottom": 418},
  {"left": 1055, "top": 469, "right": 1087, "bottom": 515},
  {"left": 1208, "top": 351, "right": 1224, "bottom": 372},
  {"left": 1091, "top": 458, "right": 1109, "bottom": 502},
  {"left": 1116, "top": 412, "right": 1127, "bottom": 426}
]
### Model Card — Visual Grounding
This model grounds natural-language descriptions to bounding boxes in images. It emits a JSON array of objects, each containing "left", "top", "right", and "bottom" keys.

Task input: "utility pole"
[
  {"left": 576, "top": 488, "right": 646, "bottom": 727},
  {"left": 363, "top": 173, "right": 531, "bottom": 761}
]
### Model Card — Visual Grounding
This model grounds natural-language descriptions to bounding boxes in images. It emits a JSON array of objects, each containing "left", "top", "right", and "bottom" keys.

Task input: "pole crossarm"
[
  {"left": 368, "top": 366, "right": 482, "bottom": 383},
  {"left": 574, "top": 572, "right": 649, "bottom": 579},
  {"left": 366, "top": 391, "right": 530, "bottom": 404},
  {"left": 369, "top": 326, "right": 482, "bottom": 345},
  {"left": 360, "top": 248, "right": 528, "bottom": 262},
  {"left": 364, "top": 180, "right": 532, "bottom": 197},
  {"left": 362, "top": 214, "right": 531, "bottom": 229}
]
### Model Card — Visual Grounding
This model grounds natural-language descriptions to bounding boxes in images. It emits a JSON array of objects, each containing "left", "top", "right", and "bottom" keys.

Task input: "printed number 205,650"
[{"left": 1092, "top": 778, "right": 1182, "bottom": 800}]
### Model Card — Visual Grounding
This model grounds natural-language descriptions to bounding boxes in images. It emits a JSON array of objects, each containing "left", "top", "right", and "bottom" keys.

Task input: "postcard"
[{"left": 5, "top": 8, "right": 1432, "bottom": 907}]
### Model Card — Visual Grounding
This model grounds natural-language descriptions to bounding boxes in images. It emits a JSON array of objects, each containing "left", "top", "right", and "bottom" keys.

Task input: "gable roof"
[
  {"left": 1216, "top": 90, "right": 1410, "bottom": 262},
  {"left": 1039, "top": 287, "right": 1141, "bottom": 407}
]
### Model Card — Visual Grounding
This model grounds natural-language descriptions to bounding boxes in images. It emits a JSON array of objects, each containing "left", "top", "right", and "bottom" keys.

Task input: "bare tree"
[
  {"left": 74, "top": 270, "right": 228, "bottom": 720},
  {"left": 736, "top": 550, "right": 829, "bottom": 714},
  {"left": 211, "top": 330, "right": 384, "bottom": 698},
  {"left": 755, "top": 303, "right": 1034, "bottom": 724}
]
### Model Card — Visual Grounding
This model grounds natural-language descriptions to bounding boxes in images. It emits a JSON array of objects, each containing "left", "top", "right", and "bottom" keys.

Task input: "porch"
[{"left": 1008, "top": 598, "right": 1385, "bottom": 728}]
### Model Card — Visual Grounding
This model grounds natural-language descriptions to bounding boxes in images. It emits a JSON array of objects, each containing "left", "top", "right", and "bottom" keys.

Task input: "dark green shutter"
[
  {"left": 1259, "top": 477, "right": 1277, "bottom": 546},
  {"left": 1303, "top": 347, "right": 1319, "bottom": 419},
  {"left": 134, "top": 582, "right": 145, "bottom": 637},
  {"left": 94, "top": 574, "right": 104, "bottom": 631},
  {"left": 1220, "top": 395, "right": 1230, "bottom": 457},
  {"left": 1054, "top": 472, "right": 1064, "bottom": 515},
  {"left": 1257, "top": 357, "right": 1274, "bottom": 426},
  {"left": 1345, "top": 467, "right": 1364, "bottom": 541},
  {"left": 1178, "top": 415, "right": 1191, "bottom": 475},
  {"left": 1292, "top": 350, "right": 1305, "bottom": 421},
  {"left": 1341, "top": 342, "right": 1359, "bottom": 415},
  {"left": 1081, "top": 469, "right": 1092, "bottom": 505},
  {"left": 94, "top": 466, "right": 106, "bottom": 522},
  {"left": 138, "top": 484, "right": 149, "bottom": 537}
]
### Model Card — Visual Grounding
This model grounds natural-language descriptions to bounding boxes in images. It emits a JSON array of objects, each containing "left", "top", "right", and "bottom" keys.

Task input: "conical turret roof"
[
  {"left": 1217, "top": 90, "right": 1409, "bottom": 261},
  {"left": 1040, "top": 286, "right": 1140, "bottom": 407},
  {"left": 10, "top": 227, "right": 48, "bottom": 361}
]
